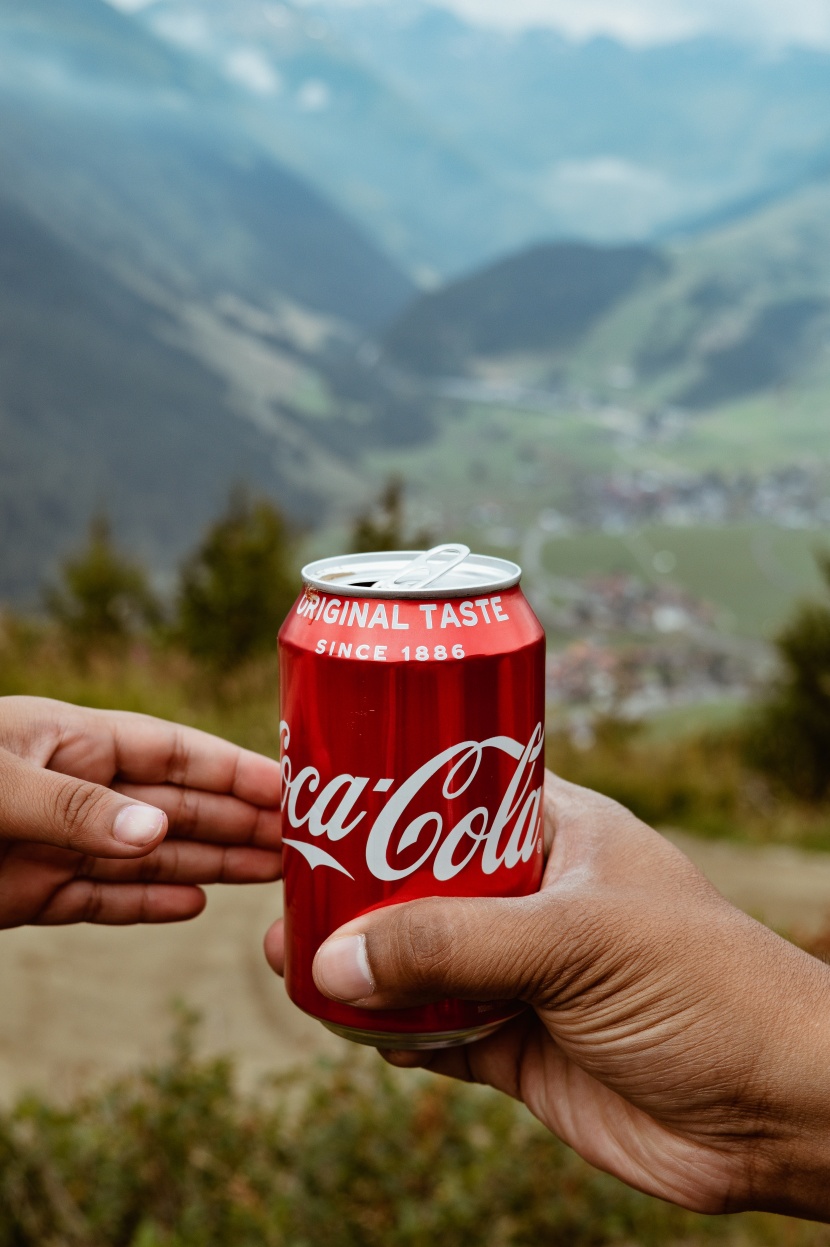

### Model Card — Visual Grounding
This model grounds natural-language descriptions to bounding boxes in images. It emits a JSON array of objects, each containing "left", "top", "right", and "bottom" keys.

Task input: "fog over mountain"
[
  {"left": 109, "top": 0, "right": 830, "bottom": 48},
  {"left": 124, "top": 0, "right": 830, "bottom": 274},
  {"left": 313, "top": 2, "right": 830, "bottom": 254},
  {"left": 4, "top": 0, "right": 830, "bottom": 605},
  {"left": 385, "top": 174, "right": 830, "bottom": 412},
  {"left": 313, "top": 0, "right": 830, "bottom": 47},
  {"left": 0, "top": 0, "right": 416, "bottom": 601}
]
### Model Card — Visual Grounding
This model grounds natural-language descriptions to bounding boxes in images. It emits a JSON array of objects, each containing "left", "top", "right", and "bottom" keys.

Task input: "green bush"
[
  {"left": 173, "top": 490, "right": 298, "bottom": 673},
  {"left": 548, "top": 719, "right": 830, "bottom": 849},
  {"left": 744, "top": 562, "right": 830, "bottom": 801},
  {"left": 0, "top": 1018, "right": 824, "bottom": 1247},
  {"left": 45, "top": 515, "right": 160, "bottom": 660},
  {"left": 350, "top": 477, "right": 430, "bottom": 554}
]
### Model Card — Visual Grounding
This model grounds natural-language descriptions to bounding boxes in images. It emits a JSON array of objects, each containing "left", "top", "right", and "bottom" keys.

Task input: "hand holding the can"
[
  {"left": 0, "top": 695, "right": 281, "bottom": 927},
  {"left": 266, "top": 772, "right": 830, "bottom": 1222}
]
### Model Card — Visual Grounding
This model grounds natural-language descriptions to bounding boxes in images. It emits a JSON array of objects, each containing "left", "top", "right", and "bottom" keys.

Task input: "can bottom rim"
[{"left": 320, "top": 1010, "right": 524, "bottom": 1051}]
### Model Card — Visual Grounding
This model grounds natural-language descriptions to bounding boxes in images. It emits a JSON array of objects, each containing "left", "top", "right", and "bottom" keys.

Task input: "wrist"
[{"left": 743, "top": 942, "right": 830, "bottom": 1220}]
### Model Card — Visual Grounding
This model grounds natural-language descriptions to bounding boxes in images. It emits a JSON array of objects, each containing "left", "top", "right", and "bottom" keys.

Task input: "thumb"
[
  {"left": 313, "top": 892, "right": 552, "bottom": 1010},
  {"left": 0, "top": 747, "right": 167, "bottom": 857}
]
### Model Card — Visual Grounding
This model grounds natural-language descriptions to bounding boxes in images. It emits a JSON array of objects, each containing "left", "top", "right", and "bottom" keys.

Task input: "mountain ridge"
[
  {"left": 382, "top": 174, "right": 830, "bottom": 412},
  {"left": 0, "top": 0, "right": 420, "bottom": 601}
]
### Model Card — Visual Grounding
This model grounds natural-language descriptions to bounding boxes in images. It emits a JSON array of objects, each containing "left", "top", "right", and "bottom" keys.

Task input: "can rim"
[{"left": 300, "top": 549, "right": 522, "bottom": 598}]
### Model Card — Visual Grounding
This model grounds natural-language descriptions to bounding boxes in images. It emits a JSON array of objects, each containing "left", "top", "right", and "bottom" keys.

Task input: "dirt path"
[
  {"left": 666, "top": 831, "right": 830, "bottom": 935},
  {"left": 0, "top": 884, "right": 345, "bottom": 1105},
  {"left": 2, "top": 833, "right": 830, "bottom": 1105}
]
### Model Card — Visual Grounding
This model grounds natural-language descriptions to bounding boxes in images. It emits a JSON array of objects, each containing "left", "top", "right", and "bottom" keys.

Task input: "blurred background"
[{"left": 4, "top": 0, "right": 830, "bottom": 1242}]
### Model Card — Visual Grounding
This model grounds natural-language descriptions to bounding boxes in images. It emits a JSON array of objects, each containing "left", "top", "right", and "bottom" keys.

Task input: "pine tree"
[
  {"left": 46, "top": 515, "right": 159, "bottom": 656},
  {"left": 174, "top": 489, "right": 297, "bottom": 671},
  {"left": 350, "top": 477, "right": 430, "bottom": 553},
  {"left": 745, "top": 554, "right": 830, "bottom": 801}
]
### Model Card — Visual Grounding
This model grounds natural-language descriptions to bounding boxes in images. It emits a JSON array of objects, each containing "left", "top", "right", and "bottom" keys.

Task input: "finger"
[
  {"left": 113, "top": 783, "right": 281, "bottom": 849},
  {"left": 33, "top": 882, "right": 206, "bottom": 925},
  {"left": 542, "top": 768, "right": 557, "bottom": 855},
  {"left": 312, "top": 892, "right": 553, "bottom": 1011},
  {"left": 264, "top": 918, "right": 285, "bottom": 976},
  {"left": 0, "top": 746, "right": 167, "bottom": 858},
  {"left": 82, "top": 840, "right": 281, "bottom": 885},
  {"left": 380, "top": 1011, "right": 539, "bottom": 1093},
  {"left": 100, "top": 712, "right": 280, "bottom": 804}
]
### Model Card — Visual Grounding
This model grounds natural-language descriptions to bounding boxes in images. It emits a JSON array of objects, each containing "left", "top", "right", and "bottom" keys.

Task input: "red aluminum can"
[{"left": 278, "top": 545, "right": 545, "bottom": 1049}]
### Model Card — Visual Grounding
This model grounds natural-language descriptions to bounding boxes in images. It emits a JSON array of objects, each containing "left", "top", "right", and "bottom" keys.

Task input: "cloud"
[
  {"left": 445, "top": 0, "right": 830, "bottom": 45},
  {"left": 312, "top": 0, "right": 830, "bottom": 47},
  {"left": 104, "top": 0, "right": 830, "bottom": 48},
  {"left": 225, "top": 48, "right": 283, "bottom": 95},
  {"left": 296, "top": 79, "right": 331, "bottom": 111}
]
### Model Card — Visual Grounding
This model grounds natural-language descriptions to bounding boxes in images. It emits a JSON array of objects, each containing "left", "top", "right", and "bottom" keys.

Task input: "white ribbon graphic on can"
[{"left": 279, "top": 720, "right": 544, "bottom": 882}]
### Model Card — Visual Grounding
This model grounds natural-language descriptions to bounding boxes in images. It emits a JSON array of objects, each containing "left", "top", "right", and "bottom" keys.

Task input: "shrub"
[
  {"left": 45, "top": 515, "right": 160, "bottom": 659},
  {"left": 0, "top": 1018, "right": 824, "bottom": 1247},
  {"left": 744, "top": 562, "right": 830, "bottom": 801},
  {"left": 173, "top": 490, "right": 297, "bottom": 672},
  {"left": 350, "top": 477, "right": 431, "bottom": 554},
  {"left": 548, "top": 718, "right": 830, "bottom": 849}
]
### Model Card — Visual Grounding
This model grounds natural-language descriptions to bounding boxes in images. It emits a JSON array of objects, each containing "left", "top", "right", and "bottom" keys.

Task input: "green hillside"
[
  {"left": 384, "top": 174, "right": 830, "bottom": 415},
  {"left": 0, "top": 0, "right": 424, "bottom": 602},
  {"left": 384, "top": 243, "right": 666, "bottom": 375},
  {"left": 572, "top": 178, "right": 830, "bottom": 409},
  {"left": 0, "top": 192, "right": 361, "bottom": 603},
  {"left": 540, "top": 525, "right": 828, "bottom": 640}
]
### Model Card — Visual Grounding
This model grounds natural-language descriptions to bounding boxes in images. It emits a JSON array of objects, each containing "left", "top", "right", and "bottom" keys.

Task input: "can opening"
[
  {"left": 302, "top": 547, "right": 522, "bottom": 598},
  {"left": 374, "top": 544, "right": 471, "bottom": 590}
]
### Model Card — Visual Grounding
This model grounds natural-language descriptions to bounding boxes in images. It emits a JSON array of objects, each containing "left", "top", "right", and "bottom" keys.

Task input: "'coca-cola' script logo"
[{"left": 279, "top": 721, "right": 544, "bottom": 882}]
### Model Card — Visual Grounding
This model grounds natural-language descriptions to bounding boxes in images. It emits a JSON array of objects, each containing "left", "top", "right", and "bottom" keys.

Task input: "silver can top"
[{"left": 301, "top": 544, "right": 522, "bottom": 599}]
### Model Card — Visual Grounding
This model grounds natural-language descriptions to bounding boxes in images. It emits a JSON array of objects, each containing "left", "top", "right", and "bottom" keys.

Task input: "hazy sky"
[
  {"left": 439, "top": 0, "right": 830, "bottom": 44},
  {"left": 108, "top": 0, "right": 830, "bottom": 47}
]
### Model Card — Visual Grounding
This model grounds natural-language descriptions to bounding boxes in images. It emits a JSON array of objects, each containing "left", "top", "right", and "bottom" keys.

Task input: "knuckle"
[
  {"left": 174, "top": 789, "right": 199, "bottom": 837},
  {"left": 390, "top": 900, "right": 457, "bottom": 987},
  {"left": 138, "top": 846, "right": 168, "bottom": 882},
  {"left": 526, "top": 894, "right": 625, "bottom": 1008},
  {"left": 77, "top": 881, "right": 106, "bottom": 923},
  {"left": 53, "top": 781, "right": 109, "bottom": 850},
  {"left": 166, "top": 727, "right": 190, "bottom": 786}
]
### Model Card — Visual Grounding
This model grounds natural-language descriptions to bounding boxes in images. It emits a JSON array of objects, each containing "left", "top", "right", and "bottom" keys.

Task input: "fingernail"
[
  {"left": 113, "top": 805, "right": 166, "bottom": 847},
  {"left": 314, "top": 934, "right": 374, "bottom": 1002}
]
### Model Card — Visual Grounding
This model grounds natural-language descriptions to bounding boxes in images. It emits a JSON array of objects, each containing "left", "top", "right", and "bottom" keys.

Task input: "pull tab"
[{"left": 376, "top": 544, "right": 471, "bottom": 590}]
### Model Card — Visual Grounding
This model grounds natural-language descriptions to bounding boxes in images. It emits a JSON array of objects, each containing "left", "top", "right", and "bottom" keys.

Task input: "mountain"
[
  {"left": 382, "top": 175, "right": 830, "bottom": 412},
  {"left": 384, "top": 243, "right": 667, "bottom": 375},
  {"left": 125, "top": 0, "right": 830, "bottom": 281},
  {"left": 131, "top": 0, "right": 547, "bottom": 280},
  {"left": 0, "top": 0, "right": 413, "bottom": 329},
  {"left": 595, "top": 177, "right": 830, "bottom": 410},
  {"left": 0, "top": 189, "right": 371, "bottom": 603},
  {"left": 314, "top": 2, "right": 830, "bottom": 252},
  {"left": 0, "top": 0, "right": 424, "bottom": 602}
]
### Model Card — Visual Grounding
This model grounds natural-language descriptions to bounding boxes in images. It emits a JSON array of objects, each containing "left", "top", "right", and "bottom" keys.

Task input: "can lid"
[{"left": 301, "top": 545, "right": 522, "bottom": 599}]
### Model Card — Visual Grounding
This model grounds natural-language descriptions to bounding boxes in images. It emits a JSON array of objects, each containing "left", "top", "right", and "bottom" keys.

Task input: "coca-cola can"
[{"left": 278, "top": 544, "right": 545, "bottom": 1049}]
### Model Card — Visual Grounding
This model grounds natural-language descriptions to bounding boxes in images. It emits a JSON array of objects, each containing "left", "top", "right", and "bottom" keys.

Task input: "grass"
[
  {"left": 4, "top": 619, "right": 830, "bottom": 1242},
  {"left": 542, "top": 523, "right": 827, "bottom": 638},
  {"left": 4, "top": 613, "right": 830, "bottom": 852},
  {"left": 548, "top": 718, "right": 830, "bottom": 851},
  {"left": 2, "top": 1014, "right": 829, "bottom": 1247},
  {"left": 0, "top": 618, "right": 281, "bottom": 759}
]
